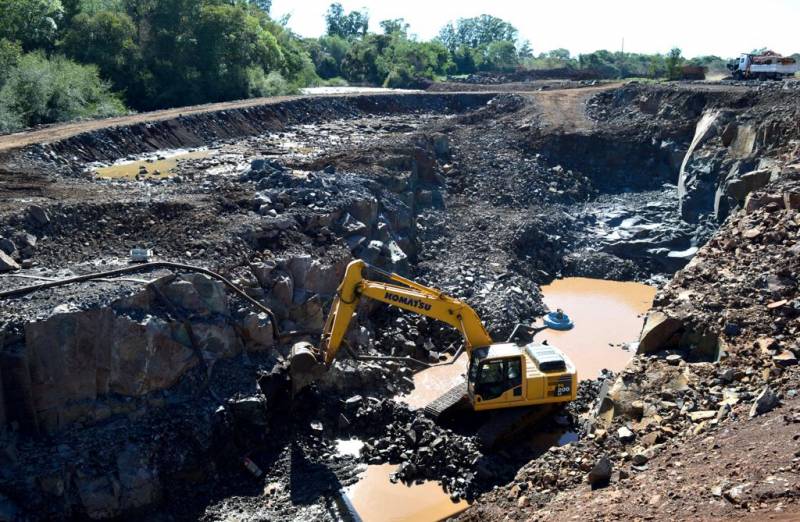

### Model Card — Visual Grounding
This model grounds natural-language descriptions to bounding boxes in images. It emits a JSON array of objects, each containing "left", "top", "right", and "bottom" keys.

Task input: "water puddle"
[
  {"left": 396, "top": 353, "right": 467, "bottom": 411},
  {"left": 528, "top": 428, "right": 579, "bottom": 455},
  {"left": 94, "top": 149, "right": 212, "bottom": 179},
  {"left": 537, "top": 277, "right": 655, "bottom": 379},
  {"left": 343, "top": 464, "right": 469, "bottom": 522}
]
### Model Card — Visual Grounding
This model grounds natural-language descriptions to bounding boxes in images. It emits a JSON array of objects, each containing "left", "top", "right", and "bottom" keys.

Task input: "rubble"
[{"left": 1, "top": 82, "right": 799, "bottom": 521}]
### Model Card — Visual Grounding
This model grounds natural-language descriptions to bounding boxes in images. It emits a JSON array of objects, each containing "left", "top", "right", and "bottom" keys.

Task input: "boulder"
[
  {"left": 25, "top": 308, "right": 198, "bottom": 431},
  {"left": 250, "top": 261, "right": 277, "bottom": 287},
  {"left": 772, "top": 350, "right": 797, "bottom": 367},
  {"left": 637, "top": 312, "right": 683, "bottom": 354},
  {"left": 27, "top": 205, "right": 50, "bottom": 226},
  {"left": 269, "top": 271, "right": 294, "bottom": 310},
  {"left": 302, "top": 258, "right": 348, "bottom": 296},
  {"left": 180, "top": 274, "right": 228, "bottom": 315},
  {"left": 0, "top": 251, "right": 20, "bottom": 272},
  {"left": 241, "top": 312, "right": 275, "bottom": 350},
  {"left": 0, "top": 238, "right": 15, "bottom": 256},
  {"left": 191, "top": 322, "right": 242, "bottom": 363},
  {"left": 228, "top": 396, "right": 269, "bottom": 426},
  {"left": 286, "top": 255, "right": 313, "bottom": 290},
  {"left": 617, "top": 426, "right": 635, "bottom": 443},
  {"left": 107, "top": 316, "right": 197, "bottom": 398},
  {"left": 347, "top": 197, "right": 378, "bottom": 228},
  {"left": 750, "top": 386, "right": 779, "bottom": 418},
  {"left": 116, "top": 444, "right": 160, "bottom": 510},
  {"left": 290, "top": 295, "right": 324, "bottom": 331},
  {"left": 587, "top": 457, "right": 612, "bottom": 488},
  {"left": 784, "top": 191, "right": 800, "bottom": 210},
  {"left": 340, "top": 213, "right": 368, "bottom": 235}
]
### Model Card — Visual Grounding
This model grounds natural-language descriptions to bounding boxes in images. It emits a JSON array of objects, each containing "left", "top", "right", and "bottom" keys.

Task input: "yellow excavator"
[{"left": 289, "top": 260, "right": 577, "bottom": 419}]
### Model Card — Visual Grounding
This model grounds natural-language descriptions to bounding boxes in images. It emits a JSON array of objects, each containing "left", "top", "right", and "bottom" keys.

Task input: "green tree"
[
  {"left": 193, "top": 3, "right": 283, "bottom": 101},
  {"left": 0, "top": 0, "right": 64, "bottom": 50},
  {"left": 73, "top": 0, "right": 122, "bottom": 16},
  {"left": 341, "top": 34, "right": 389, "bottom": 83},
  {"left": 61, "top": 10, "right": 140, "bottom": 89},
  {"left": 484, "top": 40, "right": 518, "bottom": 71},
  {"left": 0, "top": 51, "right": 125, "bottom": 131},
  {"left": 325, "top": 2, "right": 368, "bottom": 40},
  {"left": 380, "top": 18, "right": 409, "bottom": 37},
  {"left": 247, "top": 0, "right": 271, "bottom": 14},
  {"left": 304, "top": 34, "right": 350, "bottom": 79},
  {"left": 0, "top": 39, "right": 22, "bottom": 88},
  {"left": 665, "top": 47, "right": 683, "bottom": 80},
  {"left": 517, "top": 40, "right": 533, "bottom": 60},
  {"left": 437, "top": 15, "right": 517, "bottom": 52}
]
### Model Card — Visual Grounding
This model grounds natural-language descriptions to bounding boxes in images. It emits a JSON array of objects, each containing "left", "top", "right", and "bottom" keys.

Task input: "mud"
[
  {"left": 1, "top": 81, "right": 799, "bottom": 521},
  {"left": 93, "top": 149, "right": 212, "bottom": 179}
]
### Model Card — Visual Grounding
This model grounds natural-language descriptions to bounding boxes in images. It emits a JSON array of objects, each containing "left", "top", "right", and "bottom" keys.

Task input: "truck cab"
[{"left": 467, "top": 342, "right": 577, "bottom": 411}]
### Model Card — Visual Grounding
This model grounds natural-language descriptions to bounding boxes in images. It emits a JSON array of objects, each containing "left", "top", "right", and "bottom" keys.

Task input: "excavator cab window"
[{"left": 474, "top": 357, "right": 523, "bottom": 401}]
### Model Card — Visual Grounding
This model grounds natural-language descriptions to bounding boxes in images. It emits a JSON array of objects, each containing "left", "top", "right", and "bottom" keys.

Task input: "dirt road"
[
  {"left": 527, "top": 82, "right": 622, "bottom": 133},
  {"left": 0, "top": 84, "right": 625, "bottom": 154},
  {"left": 0, "top": 95, "right": 309, "bottom": 153}
]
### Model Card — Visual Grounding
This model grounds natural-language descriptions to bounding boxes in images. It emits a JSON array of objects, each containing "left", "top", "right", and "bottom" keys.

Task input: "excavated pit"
[{"left": 1, "top": 84, "right": 799, "bottom": 521}]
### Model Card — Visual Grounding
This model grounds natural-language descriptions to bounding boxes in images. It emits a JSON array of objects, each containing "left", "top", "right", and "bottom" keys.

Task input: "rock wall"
[
  {"left": 0, "top": 254, "right": 350, "bottom": 435},
  {"left": 676, "top": 109, "right": 789, "bottom": 223}
]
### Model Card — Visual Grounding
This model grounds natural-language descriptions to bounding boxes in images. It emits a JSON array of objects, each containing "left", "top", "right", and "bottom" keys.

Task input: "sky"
[{"left": 270, "top": 0, "right": 800, "bottom": 58}]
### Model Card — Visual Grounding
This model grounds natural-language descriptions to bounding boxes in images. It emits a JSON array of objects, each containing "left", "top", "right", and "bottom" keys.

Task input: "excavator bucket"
[{"left": 288, "top": 341, "right": 326, "bottom": 394}]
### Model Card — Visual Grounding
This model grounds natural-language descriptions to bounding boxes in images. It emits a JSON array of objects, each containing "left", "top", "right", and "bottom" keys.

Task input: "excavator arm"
[{"left": 318, "top": 260, "right": 493, "bottom": 365}]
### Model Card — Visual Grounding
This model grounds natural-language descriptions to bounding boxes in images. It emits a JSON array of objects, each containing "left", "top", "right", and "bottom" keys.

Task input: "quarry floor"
[{"left": 1, "top": 81, "right": 799, "bottom": 521}]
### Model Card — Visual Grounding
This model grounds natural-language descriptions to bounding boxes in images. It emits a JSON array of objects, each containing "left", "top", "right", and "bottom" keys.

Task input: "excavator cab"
[{"left": 467, "top": 342, "right": 576, "bottom": 411}]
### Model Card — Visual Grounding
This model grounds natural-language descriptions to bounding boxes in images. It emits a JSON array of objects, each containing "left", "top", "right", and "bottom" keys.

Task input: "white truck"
[{"left": 728, "top": 51, "right": 799, "bottom": 80}]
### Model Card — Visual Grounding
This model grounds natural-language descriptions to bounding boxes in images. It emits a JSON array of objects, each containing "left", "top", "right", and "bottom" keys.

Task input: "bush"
[
  {"left": 0, "top": 52, "right": 127, "bottom": 132},
  {"left": 0, "top": 102, "right": 22, "bottom": 134},
  {"left": 321, "top": 76, "right": 348, "bottom": 87},
  {"left": 0, "top": 38, "right": 21, "bottom": 88},
  {"left": 383, "top": 66, "right": 414, "bottom": 88},
  {"left": 246, "top": 68, "right": 298, "bottom": 97}
]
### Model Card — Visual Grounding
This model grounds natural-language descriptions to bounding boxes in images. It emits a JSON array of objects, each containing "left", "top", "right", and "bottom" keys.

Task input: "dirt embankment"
[{"left": 0, "top": 92, "right": 494, "bottom": 169}]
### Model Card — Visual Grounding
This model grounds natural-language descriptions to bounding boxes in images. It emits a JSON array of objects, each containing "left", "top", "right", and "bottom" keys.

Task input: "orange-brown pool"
[
  {"left": 344, "top": 464, "right": 469, "bottom": 522},
  {"left": 538, "top": 277, "right": 655, "bottom": 379}
]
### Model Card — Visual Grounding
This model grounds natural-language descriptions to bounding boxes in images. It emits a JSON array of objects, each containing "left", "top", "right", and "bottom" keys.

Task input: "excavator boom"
[{"left": 318, "top": 260, "right": 492, "bottom": 365}]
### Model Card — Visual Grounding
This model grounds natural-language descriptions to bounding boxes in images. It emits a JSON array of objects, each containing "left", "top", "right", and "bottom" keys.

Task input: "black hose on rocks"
[{"left": 0, "top": 262, "right": 300, "bottom": 342}]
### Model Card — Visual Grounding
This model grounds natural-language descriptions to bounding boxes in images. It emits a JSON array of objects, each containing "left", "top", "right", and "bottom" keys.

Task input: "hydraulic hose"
[{"left": 0, "top": 262, "right": 306, "bottom": 342}]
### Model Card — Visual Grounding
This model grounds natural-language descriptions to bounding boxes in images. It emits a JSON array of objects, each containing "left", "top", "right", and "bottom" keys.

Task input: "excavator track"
[
  {"left": 423, "top": 381, "right": 469, "bottom": 420},
  {"left": 475, "top": 404, "right": 558, "bottom": 449}
]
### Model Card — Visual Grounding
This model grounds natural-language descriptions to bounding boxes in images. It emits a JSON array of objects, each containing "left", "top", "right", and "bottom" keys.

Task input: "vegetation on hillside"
[{"left": 0, "top": 0, "right": 780, "bottom": 133}]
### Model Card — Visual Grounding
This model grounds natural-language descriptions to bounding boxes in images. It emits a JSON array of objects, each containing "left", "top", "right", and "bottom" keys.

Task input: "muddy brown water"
[
  {"left": 94, "top": 150, "right": 211, "bottom": 179},
  {"left": 397, "top": 277, "right": 655, "bottom": 410},
  {"left": 344, "top": 464, "right": 469, "bottom": 522},
  {"left": 537, "top": 277, "right": 656, "bottom": 380},
  {"left": 356, "top": 278, "right": 654, "bottom": 521}
]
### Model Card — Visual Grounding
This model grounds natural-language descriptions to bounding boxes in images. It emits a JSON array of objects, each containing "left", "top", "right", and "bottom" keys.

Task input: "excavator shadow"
[{"left": 288, "top": 440, "right": 344, "bottom": 505}]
